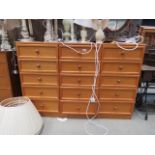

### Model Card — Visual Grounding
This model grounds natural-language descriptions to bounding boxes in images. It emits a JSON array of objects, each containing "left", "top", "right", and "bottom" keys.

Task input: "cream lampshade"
[{"left": 0, "top": 97, "right": 43, "bottom": 135}]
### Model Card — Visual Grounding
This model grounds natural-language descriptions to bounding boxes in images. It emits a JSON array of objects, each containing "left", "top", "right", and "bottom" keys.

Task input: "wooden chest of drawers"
[
  {"left": 16, "top": 42, "right": 59, "bottom": 115},
  {"left": 0, "top": 51, "right": 21, "bottom": 101},
  {"left": 16, "top": 42, "right": 145, "bottom": 118}
]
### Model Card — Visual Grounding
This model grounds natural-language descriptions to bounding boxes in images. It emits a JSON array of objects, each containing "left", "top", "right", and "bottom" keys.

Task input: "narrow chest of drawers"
[
  {"left": 59, "top": 43, "right": 99, "bottom": 116},
  {"left": 99, "top": 43, "right": 145, "bottom": 118},
  {"left": 16, "top": 42, "right": 59, "bottom": 115}
]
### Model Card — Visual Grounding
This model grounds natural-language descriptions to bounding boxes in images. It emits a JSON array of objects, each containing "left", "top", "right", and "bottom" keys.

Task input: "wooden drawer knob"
[
  {"left": 77, "top": 79, "right": 81, "bottom": 84},
  {"left": 120, "top": 51, "right": 125, "bottom": 56},
  {"left": 38, "top": 104, "right": 44, "bottom": 108},
  {"left": 117, "top": 79, "right": 121, "bottom": 83},
  {"left": 118, "top": 66, "right": 123, "bottom": 70},
  {"left": 35, "top": 49, "right": 40, "bottom": 54},
  {"left": 38, "top": 77, "right": 42, "bottom": 82},
  {"left": 78, "top": 65, "right": 82, "bottom": 70},
  {"left": 39, "top": 91, "right": 44, "bottom": 95},
  {"left": 77, "top": 93, "right": 81, "bottom": 98},
  {"left": 115, "top": 93, "right": 119, "bottom": 97},
  {"left": 78, "top": 52, "right": 81, "bottom": 56},
  {"left": 36, "top": 64, "right": 41, "bottom": 69},
  {"left": 113, "top": 106, "right": 118, "bottom": 110},
  {"left": 76, "top": 107, "right": 81, "bottom": 111}
]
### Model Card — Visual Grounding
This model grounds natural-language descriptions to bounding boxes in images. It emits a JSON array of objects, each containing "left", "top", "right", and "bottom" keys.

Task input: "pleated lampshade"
[{"left": 0, "top": 97, "right": 43, "bottom": 135}]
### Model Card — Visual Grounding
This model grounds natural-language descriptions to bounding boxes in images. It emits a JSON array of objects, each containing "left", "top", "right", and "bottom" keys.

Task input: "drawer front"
[
  {"left": 0, "top": 77, "right": 11, "bottom": 88},
  {"left": 32, "top": 99, "right": 58, "bottom": 112},
  {"left": 59, "top": 46, "right": 96, "bottom": 60},
  {"left": 60, "top": 88, "right": 96, "bottom": 100},
  {"left": 22, "top": 87, "right": 58, "bottom": 99},
  {"left": 18, "top": 46, "right": 58, "bottom": 58},
  {"left": 0, "top": 89, "right": 12, "bottom": 101},
  {"left": 60, "top": 75, "right": 96, "bottom": 87},
  {"left": 101, "top": 62, "right": 141, "bottom": 74},
  {"left": 99, "top": 101, "right": 132, "bottom": 113},
  {"left": 21, "top": 74, "right": 58, "bottom": 86},
  {"left": 100, "top": 88, "right": 136, "bottom": 100},
  {"left": 61, "top": 101, "right": 96, "bottom": 114},
  {"left": 0, "top": 53, "right": 7, "bottom": 62},
  {"left": 100, "top": 76, "right": 138, "bottom": 87},
  {"left": 60, "top": 61, "right": 95, "bottom": 74},
  {"left": 19, "top": 61, "right": 57, "bottom": 72},
  {"left": 0, "top": 63, "right": 8, "bottom": 75},
  {"left": 102, "top": 48, "right": 143, "bottom": 60}
]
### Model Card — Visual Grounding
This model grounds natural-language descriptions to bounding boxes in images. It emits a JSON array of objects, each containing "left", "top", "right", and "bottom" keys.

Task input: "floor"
[{"left": 41, "top": 109, "right": 155, "bottom": 135}]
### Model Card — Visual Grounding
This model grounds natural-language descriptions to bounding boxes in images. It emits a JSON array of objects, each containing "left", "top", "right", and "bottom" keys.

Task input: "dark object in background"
[
  {"left": 31, "top": 20, "right": 46, "bottom": 41},
  {"left": 7, "top": 51, "right": 22, "bottom": 97},
  {"left": 142, "top": 19, "right": 155, "bottom": 26}
]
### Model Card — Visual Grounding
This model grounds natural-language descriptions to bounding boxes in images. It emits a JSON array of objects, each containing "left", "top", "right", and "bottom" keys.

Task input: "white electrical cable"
[
  {"left": 115, "top": 41, "right": 139, "bottom": 51},
  {"left": 84, "top": 43, "right": 109, "bottom": 135},
  {"left": 59, "top": 41, "right": 109, "bottom": 135},
  {"left": 60, "top": 41, "right": 93, "bottom": 55}
]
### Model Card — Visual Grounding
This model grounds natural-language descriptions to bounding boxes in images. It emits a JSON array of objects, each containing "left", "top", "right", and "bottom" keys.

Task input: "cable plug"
[{"left": 90, "top": 96, "right": 96, "bottom": 103}]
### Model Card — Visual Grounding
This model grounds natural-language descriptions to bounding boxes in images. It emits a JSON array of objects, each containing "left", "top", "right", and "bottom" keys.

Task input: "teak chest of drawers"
[{"left": 16, "top": 42, "right": 145, "bottom": 118}]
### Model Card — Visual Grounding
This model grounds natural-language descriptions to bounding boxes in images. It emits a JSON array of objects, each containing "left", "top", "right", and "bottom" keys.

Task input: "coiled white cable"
[
  {"left": 60, "top": 41, "right": 93, "bottom": 55},
  {"left": 59, "top": 41, "right": 109, "bottom": 135},
  {"left": 115, "top": 41, "right": 139, "bottom": 51}
]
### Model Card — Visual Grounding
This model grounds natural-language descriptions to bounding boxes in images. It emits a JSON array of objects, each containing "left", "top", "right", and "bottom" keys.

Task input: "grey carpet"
[{"left": 40, "top": 110, "right": 155, "bottom": 135}]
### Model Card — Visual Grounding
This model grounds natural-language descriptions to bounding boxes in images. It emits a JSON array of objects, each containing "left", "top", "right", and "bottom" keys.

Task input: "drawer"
[
  {"left": 60, "top": 88, "right": 97, "bottom": 100},
  {"left": 102, "top": 48, "right": 143, "bottom": 60},
  {"left": 60, "top": 61, "right": 95, "bottom": 74},
  {"left": 99, "top": 101, "right": 132, "bottom": 114},
  {"left": 0, "top": 89, "right": 12, "bottom": 101},
  {"left": 0, "top": 77, "right": 11, "bottom": 88},
  {"left": 18, "top": 46, "right": 58, "bottom": 59},
  {"left": 99, "top": 88, "right": 136, "bottom": 100},
  {"left": 101, "top": 62, "right": 141, "bottom": 74},
  {"left": 22, "top": 87, "right": 58, "bottom": 99},
  {"left": 19, "top": 60, "right": 57, "bottom": 73},
  {"left": 0, "top": 63, "right": 8, "bottom": 75},
  {"left": 21, "top": 74, "right": 58, "bottom": 86},
  {"left": 59, "top": 46, "right": 96, "bottom": 60},
  {"left": 32, "top": 99, "right": 58, "bottom": 112},
  {"left": 60, "top": 75, "right": 97, "bottom": 87},
  {"left": 61, "top": 101, "right": 96, "bottom": 114},
  {"left": 0, "top": 53, "right": 7, "bottom": 62},
  {"left": 100, "top": 75, "right": 139, "bottom": 87}
]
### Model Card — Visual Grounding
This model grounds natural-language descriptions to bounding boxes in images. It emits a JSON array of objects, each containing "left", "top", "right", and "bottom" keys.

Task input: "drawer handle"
[
  {"left": 115, "top": 93, "right": 119, "bottom": 97},
  {"left": 76, "top": 107, "right": 81, "bottom": 111},
  {"left": 118, "top": 66, "right": 123, "bottom": 70},
  {"left": 38, "top": 104, "right": 44, "bottom": 108},
  {"left": 38, "top": 77, "right": 42, "bottom": 82},
  {"left": 35, "top": 49, "right": 40, "bottom": 54},
  {"left": 36, "top": 64, "right": 41, "bottom": 69},
  {"left": 39, "top": 91, "right": 44, "bottom": 95},
  {"left": 120, "top": 51, "right": 125, "bottom": 56},
  {"left": 78, "top": 65, "right": 82, "bottom": 70},
  {"left": 77, "top": 79, "right": 81, "bottom": 84},
  {"left": 117, "top": 79, "right": 121, "bottom": 83},
  {"left": 113, "top": 106, "right": 118, "bottom": 110},
  {"left": 77, "top": 93, "right": 81, "bottom": 98}
]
